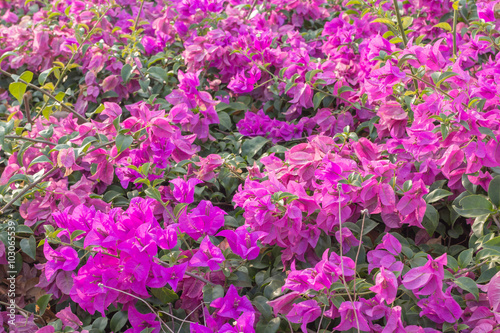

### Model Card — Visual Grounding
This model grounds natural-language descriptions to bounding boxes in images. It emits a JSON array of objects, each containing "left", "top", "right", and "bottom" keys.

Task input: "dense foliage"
[{"left": 1, "top": 0, "right": 500, "bottom": 332}]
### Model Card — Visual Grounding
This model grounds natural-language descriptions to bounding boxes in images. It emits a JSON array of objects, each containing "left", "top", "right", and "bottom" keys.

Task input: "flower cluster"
[{"left": 1, "top": 0, "right": 500, "bottom": 332}]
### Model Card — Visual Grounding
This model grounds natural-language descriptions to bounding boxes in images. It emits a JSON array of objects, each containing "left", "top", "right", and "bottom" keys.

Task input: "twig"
[
  {"left": 133, "top": 0, "right": 145, "bottom": 32},
  {"left": 185, "top": 271, "right": 216, "bottom": 286},
  {"left": 0, "top": 69, "right": 87, "bottom": 123},
  {"left": 492, "top": 215, "right": 500, "bottom": 230},
  {"left": 337, "top": 184, "right": 360, "bottom": 333},
  {"left": 392, "top": 0, "right": 419, "bottom": 94},
  {"left": 406, "top": 73, "right": 454, "bottom": 100},
  {"left": 352, "top": 211, "right": 366, "bottom": 302},
  {"left": 453, "top": 6, "right": 458, "bottom": 57},
  {"left": 5, "top": 135, "right": 57, "bottom": 146},
  {"left": 245, "top": 0, "right": 259, "bottom": 21},
  {"left": 174, "top": 303, "right": 202, "bottom": 333},
  {"left": 316, "top": 305, "right": 325, "bottom": 333},
  {"left": 23, "top": 93, "right": 32, "bottom": 124},
  {"left": 98, "top": 284, "right": 172, "bottom": 333},
  {"left": 0, "top": 166, "right": 58, "bottom": 215},
  {"left": 0, "top": 139, "right": 116, "bottom": 216},
  {"left": 0, "top": 300, "right": 45, "bottom": 322},
  {"left": 33, "top": 5, "right": 111, "bottom": 123},
  {"left": 454, "top": 260, "right": 488, "bottom": 277}
]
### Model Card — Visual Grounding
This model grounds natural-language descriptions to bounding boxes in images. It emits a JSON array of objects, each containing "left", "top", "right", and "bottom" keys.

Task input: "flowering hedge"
[{"left": 1, "top": 0, "right": 500, "bottom": 332}]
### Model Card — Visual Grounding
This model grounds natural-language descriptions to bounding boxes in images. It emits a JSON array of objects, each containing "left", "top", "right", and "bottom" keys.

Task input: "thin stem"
[
  {"left": 0, "top": 68, "right": 87, "bottom": 123},
  {"left": 316, "top": 305, "right": 325, "bottom": 333},
  {"left": 245, "top": 0, "right": 258, "bottom": 21},
  {"left": 98, "top": 284, "right": 172, "bottom": 333},
  {"left": 406, "top": 73, "right": 455, "bottom": 100},
  {"left": 174, "top": 303, "right": 202, "bottom": 333},
  {"left": 23, "top": 93, "right": 32, "bottom": 124},
  {"left": 352, "top": 211, "right": 366, "bottom": 301},
  {"left": 33, "top": 5, "right": 111, "bottom": 123},
  {"left": 454, "top": 260, "right": 489, "bottom": 277},
  {"left": 133, "top": 0, "right": 145, "bottom": 32},
  {"left": 453, "top": 7, "right": 458, "bottom": 57},
  {"left": 0, "top": 301, "right": 45, "bottom": 322},
  {"left": 5, "top": 135, "right": 57, "bottom": 146},
  {"left": 0, "top": 166, "right": 58, "bottom": 215},
  {"left": 254, "top": 61, "right": 374, "bottom": 111},
  {"left": 392, "top": 0, "right": 408, "bottom": 46},
  {"left": 392, "top": 0, "right": 419, "bottom": 94},
  {"left": 493, "top": 215, "right": 500, "bottom": 230},
  {"left": 337, "top": 184, "right": 360, "bottom": 333},
  {"left": 184, "top": 271, "right": 216, "bottom": 286}
]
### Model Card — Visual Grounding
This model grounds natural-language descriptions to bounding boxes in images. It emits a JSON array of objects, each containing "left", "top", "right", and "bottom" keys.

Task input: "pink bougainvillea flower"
[
  {"left": 217, "top": 227, "right": 264, "bottom": 260},
  {"left": 127, "top": 304, "right": 160, "bottom": 333},
  {"left": 55, "top": 306, "right": 82, "bottom": 330},
  {"left": 403, "top": 253, "right": 447, "bottom": 296},
  {"left": 219, "top": 312, "right": 256, "bottom": 333},
  {"left": 189, "top": 236, "right": 225, "bottom": 271},
  {"left": 369, "top": 267, "right": 398, "bottom": 304},
  {"left": 210, "top": 285, "right": 254, "bottom": 319},
  {"left": 43, "top": 243, "right": 80, "bottom": 281},
  {"left": 171, "top": 177, "right": 203, "bottom": 204},
  {"left": 179, "top": 200, "right": 226, "bottom": 240},
  {"left": 334, "top": 301, "right": 370, "bottom": 331},
  {"left": 286, "top": 300, "right": 322, "bottom": 333}
]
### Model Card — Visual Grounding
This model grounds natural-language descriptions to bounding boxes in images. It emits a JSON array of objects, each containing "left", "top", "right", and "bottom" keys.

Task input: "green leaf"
[
  {"left": 218, "top": 112, "right": 232, "bottom": 131},
  {"left": 0, "top": 51, "right": 16, "bottom": 66},
  {"left": 422, "top": 204, "right": 439, "bottom": 236},
  {"left": 263, "top": 279, "right": 284, "bottom": 300},
  {"left": 28, "top": 155, "right": 53, "bottom": 168},
  {"left": 9, "top": 82, "right": 27, "bottom": 104},
  {"left": 18, "top": 71, "right": 33, "bottom": 84},
  {"left": 110, "top": 311, "right": 128, "bottom": 332},
  {"left": 173, "top": 203, "right": 189, "bottom": 217},
  {"left": 202, "top": 284, "right": 225, "bottom": 303},
  {"left": 145, "top": 187, "right": 164, "bottom": 205},
  {"left": 479, "top": 127, "right": 498, "bottom": 142},
  {"left": 489, "top": 175, "right": 500, "bottom": 208},
  {"left": 92, "top": 317, "right": 108, "bottom": 332},
  {"left": 151, "top": 287, "right": 179, "bottom": 304},
  {"left": 37, "top": 294, "right": 52, "bottom": 316},
  {"left": 115, "top": 134, "right": 133, "bottom": 153},
  {"left": 241, "top": 136, "right": 269, "bottom": 158},
  {"left": 121, "top": 64, "right": 133, "bottom": 84},
  {"left": 255, "top": 318, "right": 281, "bottom": 333},
  {"left": 458, "top": 248, "right": 473, "bottom": 268},
  {"left": 305, "top": 69, "right": 322, "bottom": 83},
  {"left": 268, "top": 145, "right": 287, "bottom": 153},
  {"left": 455, "top": 276, "right": 479, "bottom": 300},
  {"left": 38, "top": 68, "right": 54, "bottom": 85},
  {"left": 15, "top": 225, "right": 33, "bottom": 234},
  {"left": 402, "top": 16, "right": 413, "bottom": 29},
  {"left": 453, "top": 195, "right": 494, "bottom": 218},
  {"left": 371, "top": 18, "right": 395, "bottom": 25},
  {"left": 446, "top": 255, "right": 459, "bottom": 272},
  {"left": 435, "top": 71, "right": 459, "bottom": 87},
  {"left": 338, "top": 86, "right": 354, "bottom": 94},
  {"left": 103, "top": 190, "right": 124, "bottom": 203},
  {"left": 71, "top": 230, "right": 86, "bottom": 241},
  {"left": 20, "top": 235, "right": 36, "bottom": 260},
  {"left": 252, "top": 296, "right": 273, "bottom": 321},
  {"left": 425, "top": 188, "right": 453, "bottom": 203},
  {"left": 472, "top": 214, "right": 489, "bottom": 237},
  {"left": 434, "top": 22, "right": 452, "bottom": 31},
  {"left": 313, "top": 91, "right": 327, "bottom": 110},
  {"left": 390, "top": 37, "right": 403, "bottom": 44},
  {"left": 147, "top": 66, "right": 169, "bottom": 83}
]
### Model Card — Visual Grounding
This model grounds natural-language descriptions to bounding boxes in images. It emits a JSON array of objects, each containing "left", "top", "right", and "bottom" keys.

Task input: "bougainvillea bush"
[{"left": 2, "top": 0, "right": 500, "bottom": 332}]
